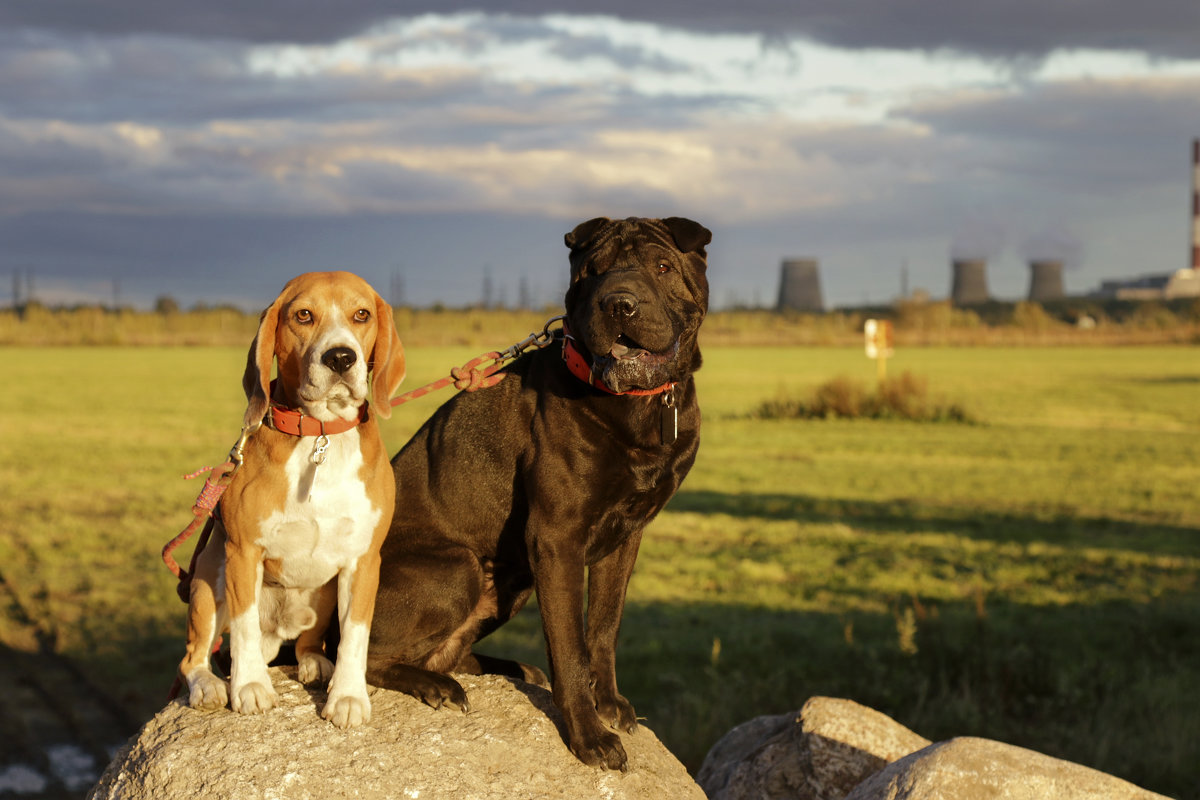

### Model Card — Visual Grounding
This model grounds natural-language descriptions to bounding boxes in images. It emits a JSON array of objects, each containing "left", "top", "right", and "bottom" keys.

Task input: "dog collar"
[
  {"left": 264, "top": 381, "right": 369, "bottom": 436},
  {"left": 265, "top": 403, "right": 368, "bottom": 437},
  {"left": 560, "top": 320, "right": 676, "bottom": 397}
]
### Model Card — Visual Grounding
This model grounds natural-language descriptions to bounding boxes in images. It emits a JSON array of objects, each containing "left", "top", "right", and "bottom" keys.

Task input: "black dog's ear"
[
  {"left": 565, "top": 217, "right": 611, "bottom": 251},
  {"left": 663, "top": 217, "right": 712, "bottom": 256}
]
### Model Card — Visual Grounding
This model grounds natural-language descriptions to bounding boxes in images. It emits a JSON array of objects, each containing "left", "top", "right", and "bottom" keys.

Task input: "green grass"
[{"left": 1, "top": 344, "right": 1198, "bottom": 797}]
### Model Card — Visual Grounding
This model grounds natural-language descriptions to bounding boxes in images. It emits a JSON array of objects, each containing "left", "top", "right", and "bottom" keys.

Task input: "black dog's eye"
[
  {"left": 295, "top": 309, "right": 313, "bottom": 324},
  {"left": 657, "top": 262, "right": 671, "bottom": 275},
  {"left": 353, "top": 308, "right": 371, "bottom": 323}
]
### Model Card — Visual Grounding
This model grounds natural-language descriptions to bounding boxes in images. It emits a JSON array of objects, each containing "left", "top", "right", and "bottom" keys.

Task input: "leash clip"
[
  {"left": 311, "top": 433, "right": 331, "bottom": 466},
  {"left": 228, "top": 422, "right": 259, "bottom": 467},
  {"left": 496, "top": 315, "right": 566, "bottom": 361}
]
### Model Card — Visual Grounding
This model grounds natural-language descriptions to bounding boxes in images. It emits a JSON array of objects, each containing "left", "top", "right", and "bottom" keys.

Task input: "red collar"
[
  {"left": 265, "top": 383, "right": 369, "bottom": 437},
  {"left": 560, "top": 321, "right": 676, "bottom": 397}
]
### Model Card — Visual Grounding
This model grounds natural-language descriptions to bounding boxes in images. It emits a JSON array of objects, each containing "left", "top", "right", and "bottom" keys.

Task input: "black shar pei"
[{"left": 367, "top": 215, "right": 712, "bottom": 769}]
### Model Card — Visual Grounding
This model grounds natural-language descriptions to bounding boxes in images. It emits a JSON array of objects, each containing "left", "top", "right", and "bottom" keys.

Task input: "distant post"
[{"left": 864, "top": 319, "right": 894, "bottom": 382}]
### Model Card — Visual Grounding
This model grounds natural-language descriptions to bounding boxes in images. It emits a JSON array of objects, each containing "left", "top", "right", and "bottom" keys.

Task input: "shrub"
[
  {"left": 1010, "top": 301, "right": 1061, "bottom": 333},
  {"left": 810, "top": 375, "right": 868, "bottom": 418},
  {"left": 753, "top": 371, "right": 974, "bottom": 423}
]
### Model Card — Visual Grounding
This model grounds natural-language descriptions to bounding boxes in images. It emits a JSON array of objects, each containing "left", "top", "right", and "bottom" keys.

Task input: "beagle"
[{"left": 178, "top": 271, "right": 405, "bottom": 728}]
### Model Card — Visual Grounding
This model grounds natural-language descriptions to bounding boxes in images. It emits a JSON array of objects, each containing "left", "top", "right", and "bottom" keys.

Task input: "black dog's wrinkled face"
[{"left": 564, "top": 216, "right": 711, "bottom": 394}]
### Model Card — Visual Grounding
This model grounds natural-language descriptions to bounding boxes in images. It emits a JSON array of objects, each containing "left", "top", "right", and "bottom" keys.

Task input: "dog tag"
[{"left": 660, "top": 390, "right": 678, "bottom": 446}]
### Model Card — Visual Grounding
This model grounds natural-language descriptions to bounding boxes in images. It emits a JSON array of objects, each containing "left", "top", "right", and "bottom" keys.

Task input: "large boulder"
[
  {"left": 697, "top": 696, "right": 931, "bottom": 800},
  {"left": 844, "top": 737, "right": 1172, "bottom": 800},
  {"left": 87, "top": 668, "right": 704, "bottom": 800}
]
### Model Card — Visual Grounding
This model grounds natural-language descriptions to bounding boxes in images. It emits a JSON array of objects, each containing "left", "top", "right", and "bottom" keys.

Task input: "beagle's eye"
[
  {"left": 657, "top": 262, "right": 671, "bottom": 275},
  {"left": 353, "top": 308, "right": 371, "bottom": 323},
  {"left": 295, "top": 309, "right": 313, "bottom": 324}
]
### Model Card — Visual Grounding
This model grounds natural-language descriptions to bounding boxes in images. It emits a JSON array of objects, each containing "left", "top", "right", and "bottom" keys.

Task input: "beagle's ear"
[
  {"left": 242, "top": 300, "right": 280, "bottom": 430},
  {"left": 369, "top": 293, "right": 406, "bottom": 419}
]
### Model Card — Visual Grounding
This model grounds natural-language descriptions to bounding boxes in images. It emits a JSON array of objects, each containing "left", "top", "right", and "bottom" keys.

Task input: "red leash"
[
  {"left": 386, "top": 315, "right": 565, "bottom": 409},
  {"left": 161, "top": 419, "right": 257, "bottom": 601},
  {"left": 163, "top": 460, "right": 238, "bottom": 700},
  {"left": 161, "top": 461, "right": 239, "bottom": 602}
]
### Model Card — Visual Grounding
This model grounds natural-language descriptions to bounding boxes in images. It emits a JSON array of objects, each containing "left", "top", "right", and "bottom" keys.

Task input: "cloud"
[
  {"left": 0, "top": 15, "right": 1011, "bottom": 226},
  {"left": 5, "top": 0, "right": 1200, "bottom": 62},
  {"left": 897, "top": 74, "right": 1200, "bottom": 194}
]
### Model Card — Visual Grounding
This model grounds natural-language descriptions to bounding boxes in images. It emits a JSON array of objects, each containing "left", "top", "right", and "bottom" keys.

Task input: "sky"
[{"left": 3, "top": 2, "right": 1200, "bottom": 311}]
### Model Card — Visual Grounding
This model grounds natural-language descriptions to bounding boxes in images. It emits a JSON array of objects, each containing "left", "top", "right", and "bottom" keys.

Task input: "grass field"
[{"left": 1, "top": 342, "right": 1198, "bottom": 797}]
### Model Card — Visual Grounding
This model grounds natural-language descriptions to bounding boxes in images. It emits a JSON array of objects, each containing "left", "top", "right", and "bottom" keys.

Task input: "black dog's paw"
[
  {"left": 568, "top": 717, "right": 629, "bottom": 771},
  {"left": 595, "top": 691, "right": 638, "bottom": 734},
  {"left": 369, "top": 663, "right": 470, "bottom": 713},
  {"left": 412, "top": 673, "right": 470, "bottom": 713}
]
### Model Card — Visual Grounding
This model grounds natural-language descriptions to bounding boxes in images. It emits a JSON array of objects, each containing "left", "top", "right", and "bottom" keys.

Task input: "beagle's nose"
[
  {"left": 322, "top": 347, "right": 357, "bottom": 374},
  {"left": 602, "top": 291, "right": 639, "bottom": 318}
]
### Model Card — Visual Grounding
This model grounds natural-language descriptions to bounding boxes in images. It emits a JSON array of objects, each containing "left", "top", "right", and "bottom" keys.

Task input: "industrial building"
[
  {"left": 776, "top": 258, "right": 824, "bottom": 312},
  {"left": 1027, "top": 260, "right": 1065, "bottom": 302},
  {"left": 1091, "top": 268, "right": 1200, "bottom": 301},
  {"left": 950, "top": 259, "right": 989, "bottom": 305}
]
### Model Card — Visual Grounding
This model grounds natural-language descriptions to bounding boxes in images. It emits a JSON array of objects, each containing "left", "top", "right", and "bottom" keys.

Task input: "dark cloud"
[
  {"left": 773, "top": 0, "right": 1200, "bottom": 61},
  {"left": 3, "top": 0, "right": 1200, "bottom": 60},
  {"left": 0, "top": 29, "right": 497, "bottom": 126},
  {"left": 897, "top": 77, "right": 1200, "bottom": 192}
]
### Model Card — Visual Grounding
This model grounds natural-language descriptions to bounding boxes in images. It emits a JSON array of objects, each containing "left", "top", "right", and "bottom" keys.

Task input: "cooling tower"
[
  {"left": 950, "top": 259, "right": 989, "bottom": 305},
  {"left": 776, "top": 258, "right": 823, "bottom": 312},
  {"left": 1027, "top": 259, "right": 1065, "bottom": 302}
]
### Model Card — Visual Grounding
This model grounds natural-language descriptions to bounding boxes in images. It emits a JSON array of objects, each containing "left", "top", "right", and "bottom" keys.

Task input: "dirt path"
[{"left": 0, "top": 570, "right": 136, "bottom": 800}]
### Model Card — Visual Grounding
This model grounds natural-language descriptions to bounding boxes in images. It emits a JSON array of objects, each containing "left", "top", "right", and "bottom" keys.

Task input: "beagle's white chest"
[{"left": 255, "top": 430, "right": 381, "bottom": 589}]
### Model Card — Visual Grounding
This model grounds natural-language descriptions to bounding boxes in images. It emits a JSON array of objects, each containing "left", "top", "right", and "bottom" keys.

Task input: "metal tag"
[{"left": 660, "top": 390, "right": 678, "bottom": 446}]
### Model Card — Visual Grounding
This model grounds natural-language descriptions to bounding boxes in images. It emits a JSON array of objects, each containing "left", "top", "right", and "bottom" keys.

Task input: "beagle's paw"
[
  {"left": 297, "top": 652, "right": 335, "bottom": 686},
  {"left": 187, "top": 671, "right": 229, "bottom": 711},
  {"left": 231, "top": 681, "right": 278, "bottom": 715},
  {"left": 322, "top": 691, "right": 371, "bottom": 729}
]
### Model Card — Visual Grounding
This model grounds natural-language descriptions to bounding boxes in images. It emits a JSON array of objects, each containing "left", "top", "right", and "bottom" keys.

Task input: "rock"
[
  {"left": 697, "top": 696, "right": 931, "bottom": 800},
  {"left": 801, "top": 696, "right": 933, "bottom": 794},
  {"left": 695, "top": 712, "right": 796, "bottom": 791},
  {"left": 843, "top": 737, "right": 1173, "bottom": 800},
  {"left": 87, "top": 667, "right": 704, "bottom": 800}
]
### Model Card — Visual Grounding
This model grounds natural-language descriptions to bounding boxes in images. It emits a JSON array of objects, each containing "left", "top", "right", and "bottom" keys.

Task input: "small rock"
[
  {"left": 697, "top": 696, "right": 931, "bottom": 800},
  {"left": 843, "top": 736, "right": 1173, "bottom": 800}
]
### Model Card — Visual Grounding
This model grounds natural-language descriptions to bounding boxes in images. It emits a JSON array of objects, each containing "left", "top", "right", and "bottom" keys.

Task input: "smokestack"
[
  {"left": 950, "top": 259, "right": 989, "bottom": 305},
  {"left": 1028, "top": 260, "right": 1064, "bottom": 302},
  {"left": 776, "top": 258, "right": 823, "bottom": 312},
  {"left": 1192, "top": 139, "right": 1199, "bottom": 271}
]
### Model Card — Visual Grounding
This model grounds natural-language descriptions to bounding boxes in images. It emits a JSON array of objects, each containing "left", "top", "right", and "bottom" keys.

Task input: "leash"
[
  {"left": 387, "top": 315, "right": 565, "bottom": 408},
  {"left": 162, "top": 430, "right": 253, "bottom": 701},
  {"left": 161, "top": 426, "right": 255, "bottom": 602},
  {"left": 161, "top": 310, "right": 692, "bottom": 597}
]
